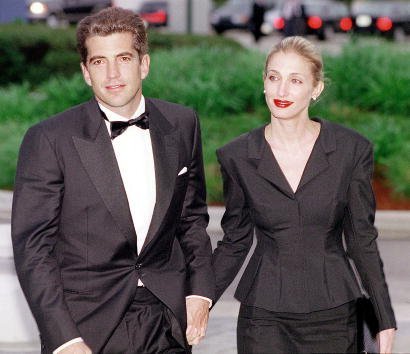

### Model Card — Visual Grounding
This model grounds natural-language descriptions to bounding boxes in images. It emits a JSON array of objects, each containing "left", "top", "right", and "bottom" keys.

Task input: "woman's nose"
[{"left": 277, "top": 80, "right": 288, "bottom": 97}]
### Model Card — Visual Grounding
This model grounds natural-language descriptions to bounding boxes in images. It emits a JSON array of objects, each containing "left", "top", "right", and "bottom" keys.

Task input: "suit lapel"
[
  {"left": 72, "top": 99, "right": 138, "bottom": 254},
  {"left": 140, "top": 99, "right": 179, "bottom": 255},
  {"left": 249, "top": 119, "right": 336, "bottom": 198},
  {"left": 297, "top": 118, "right": 336, "bottom": 192},
  {"left": 249, "top": 126, "right": 295, "bottom": 199}
]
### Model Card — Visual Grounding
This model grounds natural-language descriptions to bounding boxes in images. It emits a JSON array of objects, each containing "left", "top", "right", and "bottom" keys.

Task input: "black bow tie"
[{"left": 102, "top": 111, "right": 149, "bottom": 139}]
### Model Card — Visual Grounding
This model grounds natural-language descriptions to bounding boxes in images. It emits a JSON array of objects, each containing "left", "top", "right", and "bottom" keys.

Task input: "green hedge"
[
  {"left": 0, "top": 23, "right": 241, "bottom": 86},
  {"left": 325, "top": 39, "right": 410, "bottom": 117},
  {"left": 0, "top": 38, "right": 409, "bottom": 202}
]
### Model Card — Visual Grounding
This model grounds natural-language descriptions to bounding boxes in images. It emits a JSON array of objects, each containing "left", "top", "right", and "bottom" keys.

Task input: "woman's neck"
[{"left": 266, "top": 116, "right": 320, "bottom": 151}]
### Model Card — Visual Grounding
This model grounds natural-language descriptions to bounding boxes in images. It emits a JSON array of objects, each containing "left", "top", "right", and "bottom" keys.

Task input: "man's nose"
[{"left": 107, "top": 61, "right": 120, "bottom": 79}]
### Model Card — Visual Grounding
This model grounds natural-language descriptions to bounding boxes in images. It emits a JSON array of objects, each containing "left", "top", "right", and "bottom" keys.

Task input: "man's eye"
[
  {"left": 92, "top": 59, "right": 103, "bottom": 65},
  {"left": 120, "top": 56, "right": 131, "bottom": 62}
]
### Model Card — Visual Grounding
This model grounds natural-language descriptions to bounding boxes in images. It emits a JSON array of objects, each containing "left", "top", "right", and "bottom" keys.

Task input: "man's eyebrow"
[
  {"left": 116, "top": 51, "right": 135, "bottom": 58},
  {"left": 88, "top": 55, "right": 105, "bottom": 63}
]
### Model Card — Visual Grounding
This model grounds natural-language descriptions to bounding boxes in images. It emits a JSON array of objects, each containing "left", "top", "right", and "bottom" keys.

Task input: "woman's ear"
[{"left": 312, "top": 80, "right": 324, "bottom": 100}]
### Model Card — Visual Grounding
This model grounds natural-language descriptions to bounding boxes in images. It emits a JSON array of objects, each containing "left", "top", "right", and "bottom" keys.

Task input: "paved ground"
[{"left": 223, "top": 30, "right": 410, "bottom": 57}]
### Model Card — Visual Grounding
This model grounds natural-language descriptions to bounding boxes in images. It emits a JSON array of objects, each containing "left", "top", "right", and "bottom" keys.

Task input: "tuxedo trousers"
[
  {"left": 102, "top": 287, "right": 189, "bottom": 354},
  {"left": 237, "top": 301, "right": 357, "bottom": 354}
]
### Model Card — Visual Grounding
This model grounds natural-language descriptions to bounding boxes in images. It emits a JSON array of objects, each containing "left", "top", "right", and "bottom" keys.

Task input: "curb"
[{"left": 1, "top": 191, "right": 410, "bottom": 238}]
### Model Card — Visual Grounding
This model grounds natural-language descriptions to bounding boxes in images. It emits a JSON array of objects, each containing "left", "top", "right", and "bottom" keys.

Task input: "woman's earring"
[
  {"left": 312, "top": 96, "right": 317, "bottom": 101},
  {"left": 263, "top": 89, "right": 266, "bottom": 94}
]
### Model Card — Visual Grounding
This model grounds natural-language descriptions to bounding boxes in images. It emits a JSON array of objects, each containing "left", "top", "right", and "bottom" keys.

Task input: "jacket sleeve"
[
  {"left": 176, "top": 112, "right": 215, "bottom": 302},
  {"left": 11, "top": 126, "right": 81, "bottom": 350},
  {"left": 343, "top": 141, "right": 396, "bottom": 331},
  {"left": 212, "top": 149, "right": 254, "bottom": 302}
]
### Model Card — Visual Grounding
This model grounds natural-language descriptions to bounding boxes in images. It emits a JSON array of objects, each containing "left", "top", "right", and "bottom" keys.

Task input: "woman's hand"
[{"left": 377, "top": 328, "right": 395, "bottom": 354}]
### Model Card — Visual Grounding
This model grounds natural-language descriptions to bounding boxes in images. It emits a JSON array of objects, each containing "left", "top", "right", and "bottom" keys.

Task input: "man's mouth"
[
  {"left": 273, "top": 99, "right": 294, "bottom": 108},
  {"left": 106, "top": 84, "right": 125, "bottom": 90}
]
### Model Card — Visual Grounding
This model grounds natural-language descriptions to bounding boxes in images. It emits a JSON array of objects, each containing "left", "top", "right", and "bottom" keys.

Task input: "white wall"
[{"left": 0, "top": 224, "right": 39, "bottom": 345}]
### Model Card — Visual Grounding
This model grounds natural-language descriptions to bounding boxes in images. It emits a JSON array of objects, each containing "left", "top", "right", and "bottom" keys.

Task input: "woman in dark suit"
[{"left": 212, "top": 36, "right": 396, "bottom": 353}]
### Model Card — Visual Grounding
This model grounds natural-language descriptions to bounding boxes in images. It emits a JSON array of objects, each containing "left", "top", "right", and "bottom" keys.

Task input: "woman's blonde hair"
[{"left": 263, "top": 36, "right": 324, "bottom": 86}]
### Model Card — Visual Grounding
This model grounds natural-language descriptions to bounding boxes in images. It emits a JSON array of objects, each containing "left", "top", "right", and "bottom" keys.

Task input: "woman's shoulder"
[
  {"left": 217, "top": 125, "right": 266, "bottom": 159},
  {"left": 319, "top": 118, "right": 372, "bottom": 148}
]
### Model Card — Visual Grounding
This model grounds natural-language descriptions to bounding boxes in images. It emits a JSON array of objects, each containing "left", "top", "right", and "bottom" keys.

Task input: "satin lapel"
[
  {"left": 72, "top": 100, "right": 138, "bottom": 254},
  {"left": 141, "top": 100, "right": 179, "bottom": 254}
]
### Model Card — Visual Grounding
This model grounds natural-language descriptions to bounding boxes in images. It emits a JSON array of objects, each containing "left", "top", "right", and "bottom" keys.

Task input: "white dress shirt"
[
  {"left": 54, "top": 96, "right": 210, "bottom": 353},
  {"left": 100, "top": 96, "right": 156, "bottom": 256}
]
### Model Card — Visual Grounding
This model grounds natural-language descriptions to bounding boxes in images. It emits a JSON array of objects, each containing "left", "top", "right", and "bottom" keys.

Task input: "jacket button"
[{"left": 135, "top": 263, "right": 142, "bottom": 270}]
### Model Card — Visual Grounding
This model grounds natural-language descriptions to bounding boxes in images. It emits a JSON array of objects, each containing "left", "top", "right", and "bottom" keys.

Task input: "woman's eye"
[
  {"left": 291, "top": 78, "right": 302, "bottom": 84},
  {"left": 269, "top": 75, "right": 279, "bottom": 81}
]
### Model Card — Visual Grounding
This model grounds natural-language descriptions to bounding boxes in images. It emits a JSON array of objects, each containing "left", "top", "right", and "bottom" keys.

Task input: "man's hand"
[
  {"left": 58, "top": 342, "right": 92, "bottom": 354},
  {"left": 377, "top": 328, "right": 395, "bottom": 354},
  {"left": 185, "top": 297, "right": 210, "bottom": 345}
]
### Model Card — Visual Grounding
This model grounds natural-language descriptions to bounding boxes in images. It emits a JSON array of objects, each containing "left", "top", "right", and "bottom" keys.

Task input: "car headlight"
[
  {"left": 356, "top": 14, "right": 372, "bottom": 28},
  {"left": 29, "top": 2, "right": 48, "bottom": 15}
]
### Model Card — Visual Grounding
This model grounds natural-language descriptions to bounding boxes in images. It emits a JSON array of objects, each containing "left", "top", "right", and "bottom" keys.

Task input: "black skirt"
[{"left": 237, "top": 301, "right": 358, "bottom": 354}]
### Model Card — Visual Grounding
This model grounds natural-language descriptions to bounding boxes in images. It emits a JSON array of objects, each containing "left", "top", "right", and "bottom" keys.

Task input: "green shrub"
[
  {"left": 145, "top": 46, "right": 265, "bottom": 117},
  {"left": 0, "top": 23, "right": 242, "bottom": 86},
  {"left": 0, "top": 42, "right": 408, "bottom": 202},
  {"left": 0, "top": 24, "right": 78, "bottom": 85},
  {"left": 325, "top": 39, "right": 410, "bottom": 117}
]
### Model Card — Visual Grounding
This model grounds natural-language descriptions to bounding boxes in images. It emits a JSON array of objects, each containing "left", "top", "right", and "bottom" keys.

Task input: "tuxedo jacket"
[
  {"left": 212, "top": 118, "right": 396, "bottom": 331},
  {"left": 11, "top": 98, "right": 215, "bottom": 352}
]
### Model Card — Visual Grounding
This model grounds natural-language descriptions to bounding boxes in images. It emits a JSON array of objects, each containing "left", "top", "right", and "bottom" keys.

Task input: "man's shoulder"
[
  {"left": 30, "top": 100, "right": 91, "bottom": 134},
  {"left": 147, "top": 97, "right": 195, "bottom": 117}
]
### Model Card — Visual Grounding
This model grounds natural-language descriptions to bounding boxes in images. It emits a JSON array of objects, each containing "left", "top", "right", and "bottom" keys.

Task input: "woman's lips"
[{"left": 273, "top": 99, "right": 294, "bottom": 108}]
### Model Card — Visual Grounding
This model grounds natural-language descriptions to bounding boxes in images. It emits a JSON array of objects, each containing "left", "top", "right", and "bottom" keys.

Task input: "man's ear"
[
  {"left": 140, "top": 54, "right": 150, "bottom": 80},
  {"left": 81, "top": 62, "right": 92, "bottom": 87}
]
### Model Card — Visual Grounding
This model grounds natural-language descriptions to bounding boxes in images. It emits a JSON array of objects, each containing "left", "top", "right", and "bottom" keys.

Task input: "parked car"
[
  {"left": 60, "top": 0, "right": 111, "bottom": 23},
  {"left": 211, "top": 0, "right": 278, "bottom": 34},
  {"left": 26, "top": 0, "right": 66, "bottom": 27},
  {"left": 263, "top": 0, "right": 352, "bottom": 40},
  {"left": 26, "top": 0, "right": 168, "bottom": 27},
  {"left": 352, "top": 0, "right": 410, "bottom": 40},
  {"left": 139, "top": 1, "right": 168, "bottom": 27}
]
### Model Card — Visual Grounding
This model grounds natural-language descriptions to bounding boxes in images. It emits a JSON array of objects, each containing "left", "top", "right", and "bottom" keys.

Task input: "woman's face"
[{"left": 264, "top": 51, "right": 323, "bottom": 121}]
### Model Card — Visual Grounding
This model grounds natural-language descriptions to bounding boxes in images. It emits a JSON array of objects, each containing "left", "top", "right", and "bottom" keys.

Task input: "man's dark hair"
[{"left": 77, "top": 7, "right": 148, "bottom": 64}]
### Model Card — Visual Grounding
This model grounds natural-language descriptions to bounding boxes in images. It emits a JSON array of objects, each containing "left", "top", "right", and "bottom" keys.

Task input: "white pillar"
[
  {"left": 192, "top": 0, "right": 212, "bottom": 34},
  {"left": 168, "top": 0, "right": 212, "bottom": 34},
  {"left": 168, "top": 0, "right": 188, "bottom": 33}
]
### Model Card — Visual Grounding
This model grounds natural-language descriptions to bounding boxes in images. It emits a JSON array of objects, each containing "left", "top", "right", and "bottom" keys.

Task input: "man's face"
[{"left": 81, "top": 32, "right": 150, "bottom": 118}]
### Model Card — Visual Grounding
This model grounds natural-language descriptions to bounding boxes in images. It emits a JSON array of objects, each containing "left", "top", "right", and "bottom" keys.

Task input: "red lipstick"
[{"left": 274, "top": 99, "right": 294, "bottom": 108}]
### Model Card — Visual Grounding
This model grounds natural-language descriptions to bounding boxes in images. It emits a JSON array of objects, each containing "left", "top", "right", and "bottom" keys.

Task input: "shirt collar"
[{"left": 98, "top": 95, "right": 146, "bottom": 122}]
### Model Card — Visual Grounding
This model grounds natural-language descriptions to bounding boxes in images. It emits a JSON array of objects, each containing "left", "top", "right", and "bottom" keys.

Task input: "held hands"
[
  {"left": 185, "top": 297, "right": 210, "bottom": 346},
  {"left": 377, "top": 328, "right": 395, "bottom": 354},
  {"left": 58, "top": 342, "right": 92, "bottom": 354}
]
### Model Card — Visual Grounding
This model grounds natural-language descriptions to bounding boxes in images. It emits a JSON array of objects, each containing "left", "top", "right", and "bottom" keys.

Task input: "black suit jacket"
[
  {"left": 11, "top": 98, "right": 215, "bottom": 352},
  {"left": 212, "top": 118, "right": 396, "bottom": 331}
]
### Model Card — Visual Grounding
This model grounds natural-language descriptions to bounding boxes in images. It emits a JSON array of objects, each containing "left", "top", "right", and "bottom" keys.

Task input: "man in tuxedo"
[{"left": 12, "top": 7, "right": 214, "bottom": 354}]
